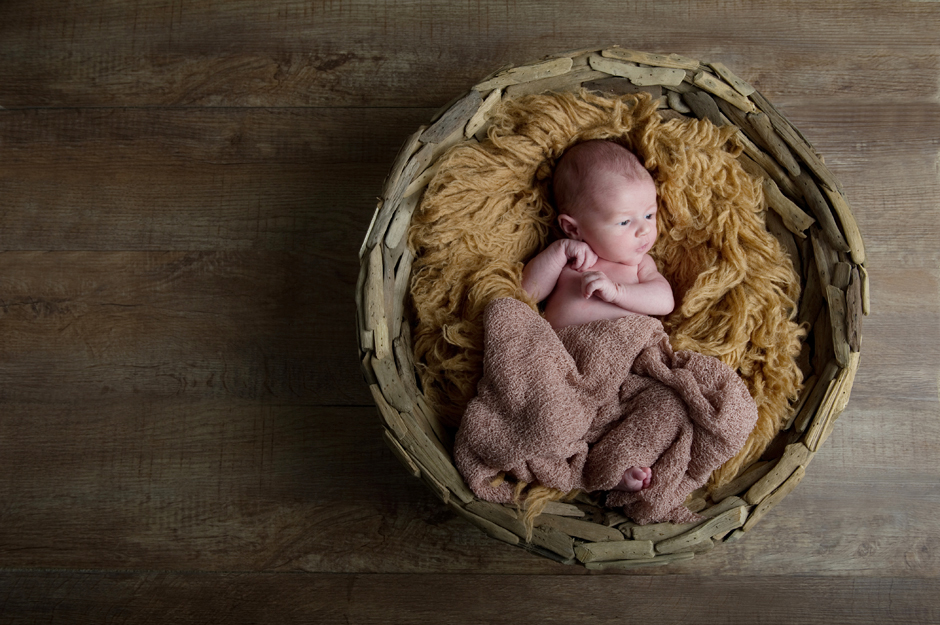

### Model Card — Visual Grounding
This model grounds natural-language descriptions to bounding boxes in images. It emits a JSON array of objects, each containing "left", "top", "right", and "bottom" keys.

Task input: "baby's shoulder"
[{"left": 636, "top": 254, "right": 667, "bottom": 281}]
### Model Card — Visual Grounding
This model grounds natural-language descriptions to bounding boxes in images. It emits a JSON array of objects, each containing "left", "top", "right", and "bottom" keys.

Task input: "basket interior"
[{"left": 356, "top": 47, "right": 866, "bottom": 568}]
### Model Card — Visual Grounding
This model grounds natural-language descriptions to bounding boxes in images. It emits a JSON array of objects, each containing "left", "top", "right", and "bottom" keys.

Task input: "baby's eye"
[
  {"left": 645, "top": 213, "right": 654, "bottom": 219},
  {"left": 619, "top": 220, "right": 630, "bottom": 226}
]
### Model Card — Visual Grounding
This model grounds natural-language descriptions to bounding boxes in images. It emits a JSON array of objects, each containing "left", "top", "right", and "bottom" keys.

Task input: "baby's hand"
[
  {"left": 581, "top": 271, "right": 618, "bottom": 302},
  {"left": 561, "top": 240, "right": 597, "bottom": 272}
]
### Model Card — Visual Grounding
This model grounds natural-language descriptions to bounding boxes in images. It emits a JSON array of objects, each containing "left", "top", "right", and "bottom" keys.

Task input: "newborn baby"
[{"left": 521, "top": 139, "right": 675, "bottom": 493}]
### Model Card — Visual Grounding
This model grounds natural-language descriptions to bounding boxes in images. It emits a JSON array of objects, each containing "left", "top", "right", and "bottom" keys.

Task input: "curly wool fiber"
[{"left": 408, "top": 90, "right": 804, "bottom": 488}]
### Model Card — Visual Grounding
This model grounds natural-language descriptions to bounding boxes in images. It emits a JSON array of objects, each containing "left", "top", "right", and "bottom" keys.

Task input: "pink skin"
[
  {"left": 557, "top": 171, "right": 659, "bottom": 269},
  {"left": 522, "top": 170, "right": 674, "bottom": 329},
  {"left": 613, "top": 467, "right": 652, "bottom": 492}
]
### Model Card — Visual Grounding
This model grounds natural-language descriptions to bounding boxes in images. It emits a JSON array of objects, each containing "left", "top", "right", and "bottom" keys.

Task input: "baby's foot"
[{"left": 613, "top": 467, "right": 652, "bottom": 492}]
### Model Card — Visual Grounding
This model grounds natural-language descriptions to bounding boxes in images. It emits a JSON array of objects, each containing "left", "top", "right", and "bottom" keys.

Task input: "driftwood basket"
[{"left": 357, "top": 48, "right": 866, "bottom": 568}]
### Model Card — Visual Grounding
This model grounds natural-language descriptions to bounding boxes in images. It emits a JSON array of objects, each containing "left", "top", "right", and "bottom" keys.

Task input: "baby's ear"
[{"left": 558, "top": 214, "right": 581, "bottom": 240}]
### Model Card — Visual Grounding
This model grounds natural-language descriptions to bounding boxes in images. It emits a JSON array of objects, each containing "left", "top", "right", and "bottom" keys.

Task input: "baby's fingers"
[
  {"left": 580, "top": 272, "right": 601, "bottom": 298},
  {"left": 571, "top": 250, "right": 589, "bottom": 271}
]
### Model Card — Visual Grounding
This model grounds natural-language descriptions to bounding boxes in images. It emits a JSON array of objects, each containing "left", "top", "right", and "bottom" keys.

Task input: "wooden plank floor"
[{"left": 1, "top": 1, "right": 939, "bottom": 622}]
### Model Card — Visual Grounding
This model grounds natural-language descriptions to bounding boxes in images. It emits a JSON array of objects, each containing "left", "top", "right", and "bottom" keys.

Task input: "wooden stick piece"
[
  {"left": 785, "top": 373, "right": 817, "bottom": 430},
  {"left": 363, "top": 126, "right": 428, "bottom": 253},
  {"left": 360, "top": 351, "right": 377, "bottom": 387},
  {"left": 416, "top": 459, "right": 452, "bottom": 504},
  {"left": 473, "top": 57, "right": 574, "bottom": 91},
  {"left": 421, "top": 91, "right": 482, "bottom": 144},
  {"left": 404, "top": 160, "right": 440, "bottom": 199},
  {"left": 505, "top": 67, "right": 607, "bottom": 98},
  {"left": 631, "top": 496, "right": 748, "bottom": 542},
  {"left": 707, "top": 61, "right": 756, "bottom": 96},
  {"left": 821, "top": 184, "right": 867, "bottom": 265},
  {"left": 413, "top": 392, "right": 453, "bottom": 452},
  {"left": 588, "top": 54, "right": 686, "bottom": 86},
  {"left": 393, "top": 339, "right": 421, "bottom": 404},
  {"left": 359, "top": 200, "right": 382, "bottom": 261},
  {"left": 601, "top": 48, "right": 700, "bottom": 70},
  {"left": 464, "top": 88, "right": 502, "bottom": 138},
  {"left": 537, "top": 515, "right": 625, "bottom": 542},
  {"left": 401, "top": 418, "right": 475, "bottom": 503},
  {"left": 827, "top": 285, "right": 851, "bottom": 368},
  {"left": 742, "top": 466, "right": 806, "bottom": 531},
  {"left": 709, "top": 461, "right": 775, "bottom": 502},
  {"left": 666, "top": 90, "right": 691, "bottom": 113},
  {"left": 797, "top": 253, "right": 824, "bottom": 327},
  {"left": 747, "top": 111, "right": 801, "bottom": 177},
  {"left": 765, "top": 210, "right": 802, "bottom": 276},
  {"left": 364, "top": 244, "right": 389, "bottom": 354},
  {"left": 810, "top": 229, "right": 837, "bottom": 298},
  {"left": 355, "top": 259, "right": 373, "bottom": 352},
  {"left": 466, "top": 501, "right": 575, "bottom": 559},
  {"left": 795, "top": 360, "right": 839, "bottom": 433},
  {"left": 719, "top": 97, "right": 803, "bottom": 179},
  {"left": 859, "top": 265, "right": 871, "bottom": 316},
  {"left": 682, "top": 89, "right": 727, "bottom": 127},
  {"left": 384, "top": 193, "right": 420, "bottom": 250},
  {"left": 448, "top": 501, "right": 520, "bottom": 546},
  {"left": 582, "top": 77, "right": 663, "bottom": 99},
  {"left": 805, "top": 352, "right": 860, "bottom": 451},
  {"left": 831, "top": 261, "right": 852, "bottom": 290},
  {"left": 846, "top": 267, "right": 863, "bottom": 351},
  {"left": 832, "top": 350, "right": 862, "bottom": 415},
  {"left": 369, "top": 158, "right": 423, "bottom": 250},
  {"left": 654, "top": 506, "right": 749, "bottom": 554},
  {"left": 793, "top": 170, "right": 849, "bottom": 257},
  {"left": 575, "top": 538, "right": 655, "bottom": 562},
  {"left": 370, "top": 353, "right": 414, "bottom": 413},
  {"left": 692, "top": 71, "right": 757, "bottom": 112},
  {"left": 537, "top": 501, "right": 585, "bottom": 517},
  {"left": 744, "top": 443, "right": 813, "bottom": 505},
  {"left": 813, "top": 305, "right": 835, "bottom": 370},
  {"left": 738, "top": 152, "right": 803, "bottom": 205},
  {"left": 369, "top": 384, "right": 408, "bottom": 439},
  {"left": 762, "top": 177, "right": 814, "bottom": 236},
  {"left": 383, "top": 428, "right": 420, "bottom": 478}
]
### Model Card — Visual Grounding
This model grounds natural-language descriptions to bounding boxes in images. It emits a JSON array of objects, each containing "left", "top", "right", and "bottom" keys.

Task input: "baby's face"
[{"left": 565, "top": 172, "right": 659, "bottom": 267}]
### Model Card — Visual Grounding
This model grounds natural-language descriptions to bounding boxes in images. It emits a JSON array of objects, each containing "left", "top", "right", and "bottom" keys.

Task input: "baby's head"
[
  {"left": 552, "top": 140, "right": 659, "bottom": 266},
  {"left": 552, "top": 140, "right": 653, "bottom": 216}
]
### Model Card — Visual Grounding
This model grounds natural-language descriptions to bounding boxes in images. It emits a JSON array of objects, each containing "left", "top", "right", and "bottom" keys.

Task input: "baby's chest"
[{"left": 569, "top": 259, "right": 641, "bottom": 285}]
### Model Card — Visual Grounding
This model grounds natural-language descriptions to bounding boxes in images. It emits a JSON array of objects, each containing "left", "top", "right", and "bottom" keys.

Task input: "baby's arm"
[
  {"left": 581, "top": 255, "right": 675, "bottom": 315},
  {"left": 522, "top": 239, "right": 597, "bottom": 302}
]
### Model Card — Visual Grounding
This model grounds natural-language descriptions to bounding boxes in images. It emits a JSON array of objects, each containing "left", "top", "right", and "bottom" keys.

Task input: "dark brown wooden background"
[{"left": 2, "top": 1, "right": 938, "bottom": 622}]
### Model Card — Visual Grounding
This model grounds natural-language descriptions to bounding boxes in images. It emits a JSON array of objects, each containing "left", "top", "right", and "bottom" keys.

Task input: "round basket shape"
[{"left": 357, "top": 48, "right": 866, "bottom": 568}]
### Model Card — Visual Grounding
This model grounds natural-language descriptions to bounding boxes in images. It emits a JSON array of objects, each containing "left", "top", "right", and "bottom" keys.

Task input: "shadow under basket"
[{"left": 356, "top": 48, "right": 867, "bottom": 568}]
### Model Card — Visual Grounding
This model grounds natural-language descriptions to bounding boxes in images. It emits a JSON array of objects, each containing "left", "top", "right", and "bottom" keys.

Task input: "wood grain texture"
[
  {"left": 1, "top": 572, "right": 938, "bottom": 624},
  {"left": 0, "top": 107, "right": 432, "bottom": 251},
  {"left": 1, "top": 1, "right": 939, "bottom": 107},
  {"left": 1, "top": 0, "right": 940, "bottom": 620},
  {"left": 0, "top": 251, "right": 371, "bottom": 405}
]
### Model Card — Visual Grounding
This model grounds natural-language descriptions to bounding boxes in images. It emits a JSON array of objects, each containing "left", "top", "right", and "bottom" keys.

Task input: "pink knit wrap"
[{"left": 454, "top": 297, "right": 759, "bottom": 525}]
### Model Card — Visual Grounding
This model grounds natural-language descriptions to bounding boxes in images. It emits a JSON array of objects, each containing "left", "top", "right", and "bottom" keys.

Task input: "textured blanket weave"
[{"left": 454, "top": 298, "right": 759, "bottom": 524}]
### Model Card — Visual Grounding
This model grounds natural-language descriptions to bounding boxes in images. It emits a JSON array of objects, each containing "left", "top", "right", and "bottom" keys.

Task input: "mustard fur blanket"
[
  {"left": 409, "top": 90, "right": 804, "bottom": 489},
  {"left": 454, "top": 298, "right": 759, "bottom": 525}
]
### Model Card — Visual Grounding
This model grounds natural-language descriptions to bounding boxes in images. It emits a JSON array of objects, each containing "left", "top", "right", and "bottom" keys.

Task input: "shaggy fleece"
[{"left": 408, "top": 90, "right": 804, "bottom": 488}]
